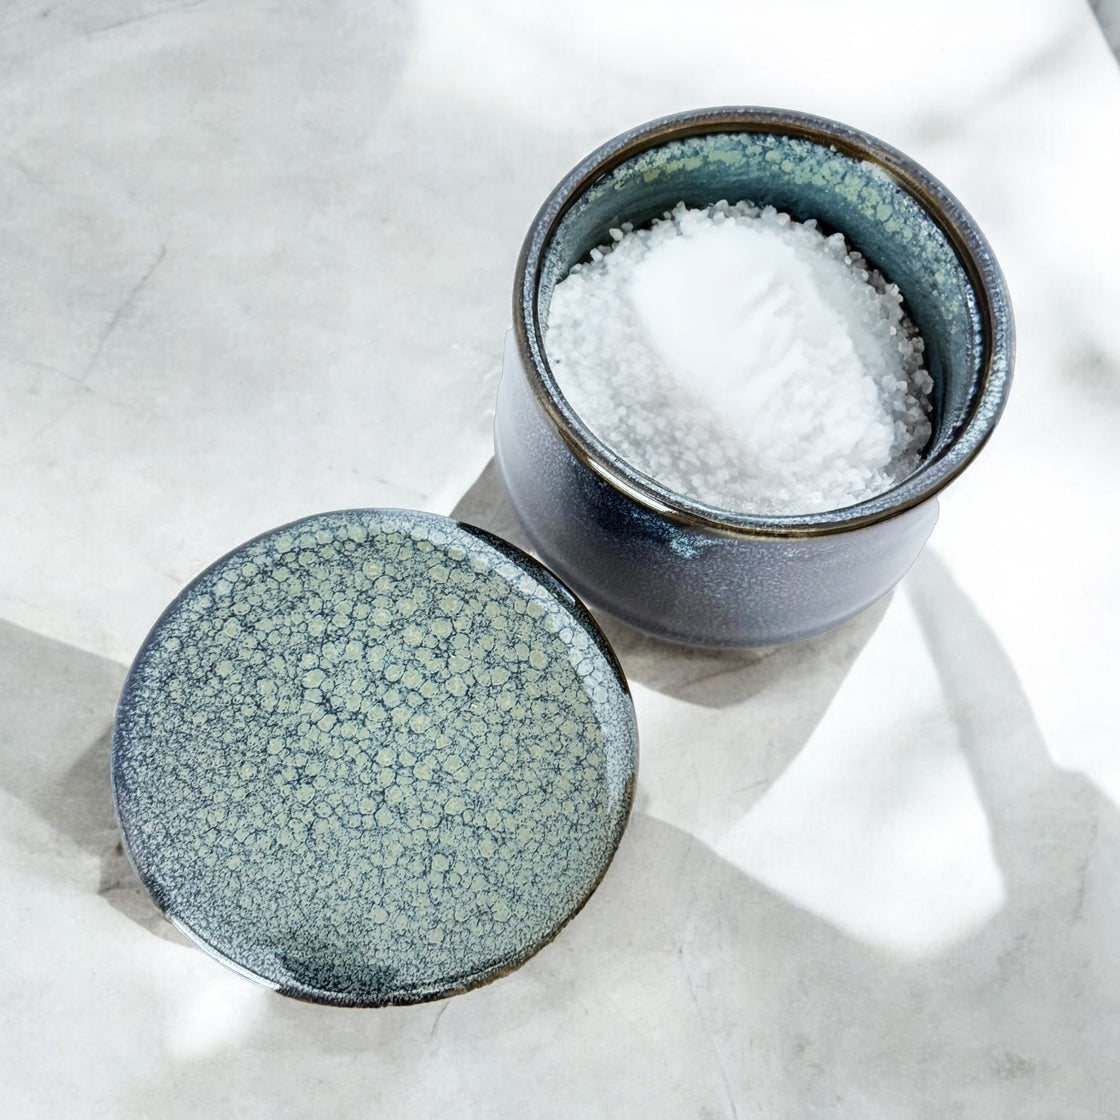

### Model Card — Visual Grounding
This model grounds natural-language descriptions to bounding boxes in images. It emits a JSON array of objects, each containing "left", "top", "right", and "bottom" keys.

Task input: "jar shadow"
[{"left": 0, "top": 618, "right": 190, "bottom": 944}]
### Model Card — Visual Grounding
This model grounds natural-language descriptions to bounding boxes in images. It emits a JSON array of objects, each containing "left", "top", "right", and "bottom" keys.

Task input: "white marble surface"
[{"left": 3, "top": 0, "right": 1120, "bottom": 1115}]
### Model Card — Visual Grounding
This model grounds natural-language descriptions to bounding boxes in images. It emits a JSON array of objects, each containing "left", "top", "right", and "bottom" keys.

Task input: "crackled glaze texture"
[{"left": 112, "top": 509, "right": 637, "bottom": 1006}]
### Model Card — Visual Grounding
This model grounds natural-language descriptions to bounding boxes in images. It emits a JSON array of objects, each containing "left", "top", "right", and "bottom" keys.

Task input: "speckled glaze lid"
[{"left": 112, "top": 508, "right": 638, "bottom": 1006}]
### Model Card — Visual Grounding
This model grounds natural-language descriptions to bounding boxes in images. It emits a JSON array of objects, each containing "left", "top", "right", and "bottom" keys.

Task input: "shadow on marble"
[
  {"left": 1091, "top": 0, "right": 1120, "bottom": 56},
  {"left": 3, "top": 550, "right": 1116, "bottom": 1112},
  {"left": 451, "top": 457, "right": 891, "bottom": 711},
  {"left": 907, "top": 550, "right": 1120, "bottom": 936},
  {"left": 0, "top": 617, "right": 187, "bottom": 943},
  {"left": 114, "top": 552, "right": 1118, "bottom": 1117}
]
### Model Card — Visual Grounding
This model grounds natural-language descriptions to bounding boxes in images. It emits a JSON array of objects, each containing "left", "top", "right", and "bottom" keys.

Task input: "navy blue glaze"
[{"left": 112, "top": 509, "right": 637, "bottom": 1005}]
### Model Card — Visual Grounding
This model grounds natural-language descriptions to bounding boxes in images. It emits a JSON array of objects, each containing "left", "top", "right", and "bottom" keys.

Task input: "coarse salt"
[{"left": 544, "top": 201, "right": 934, "bottom": 515}]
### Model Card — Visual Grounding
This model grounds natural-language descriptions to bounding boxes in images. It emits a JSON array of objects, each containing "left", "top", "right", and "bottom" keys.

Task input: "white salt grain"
[{"left": 544, "top": 201, "right": 934, "bottom": 515}]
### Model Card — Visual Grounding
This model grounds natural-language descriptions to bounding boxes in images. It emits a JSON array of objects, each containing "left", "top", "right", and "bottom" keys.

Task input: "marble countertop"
[{"left": 3, "top": 0, "right": 1119, "bottom": 1115}]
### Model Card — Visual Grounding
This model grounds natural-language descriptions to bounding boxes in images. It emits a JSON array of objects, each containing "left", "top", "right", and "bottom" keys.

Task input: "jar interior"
[{"left": 535, "top": 128, "right": 984, "bottom": 470}]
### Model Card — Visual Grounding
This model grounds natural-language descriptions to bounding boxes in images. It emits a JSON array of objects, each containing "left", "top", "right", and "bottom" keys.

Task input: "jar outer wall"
[{"left": 496, "top": 330, "right": 940, "bottom": 648}]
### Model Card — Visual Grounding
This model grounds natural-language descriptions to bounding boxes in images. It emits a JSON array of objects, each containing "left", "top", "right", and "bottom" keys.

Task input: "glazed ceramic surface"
[
  {"left": 497, "top": 107, "right": 1014, "bottom": 647},
  {"left": 112, "top": 509, "right": 637, "bottom": 1006}
]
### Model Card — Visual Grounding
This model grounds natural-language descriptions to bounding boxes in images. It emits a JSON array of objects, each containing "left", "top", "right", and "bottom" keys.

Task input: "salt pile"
[{"left": 544, "top": 201, "right": 934, "bottom": 515}]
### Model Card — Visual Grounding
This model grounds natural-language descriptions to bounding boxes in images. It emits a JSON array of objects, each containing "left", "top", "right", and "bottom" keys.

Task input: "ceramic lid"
[{"left": 112, "top": 508, "right": 637, "bottom": 1005}]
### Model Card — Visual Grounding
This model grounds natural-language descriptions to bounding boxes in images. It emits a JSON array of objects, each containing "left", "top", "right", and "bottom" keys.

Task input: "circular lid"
[{"left": 112, "top": 509, "right": 637, "bottom": 1006}]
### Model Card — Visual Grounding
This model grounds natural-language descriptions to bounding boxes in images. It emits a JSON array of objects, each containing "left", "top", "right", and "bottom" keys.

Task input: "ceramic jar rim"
[{"left": 512, "top": 105, "right": 1014, "bottom": 540}]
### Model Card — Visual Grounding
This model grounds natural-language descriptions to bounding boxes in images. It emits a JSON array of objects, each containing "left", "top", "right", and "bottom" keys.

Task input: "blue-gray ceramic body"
[{"left": 496, "top": 107, "right": 1013, "bottom": 647}]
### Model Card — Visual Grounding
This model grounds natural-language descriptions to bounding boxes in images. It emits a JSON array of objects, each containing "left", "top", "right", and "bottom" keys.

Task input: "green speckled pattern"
[{"left": 112, "top": 509, "right": 637, "bottom": 1005}]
